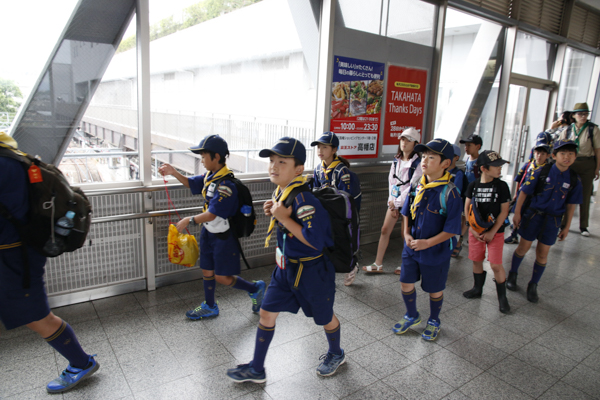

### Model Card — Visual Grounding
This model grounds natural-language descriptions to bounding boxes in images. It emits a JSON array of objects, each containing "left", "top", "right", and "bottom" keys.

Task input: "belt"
[
  {"left": 287, "top": 254, "right": 323, "bottom": 289},
  {"left": 576, "top": 156, "right": 595, "bottom": 160},
  {"left": 0, "top": 242, "right": 22, "bottom": 250}
]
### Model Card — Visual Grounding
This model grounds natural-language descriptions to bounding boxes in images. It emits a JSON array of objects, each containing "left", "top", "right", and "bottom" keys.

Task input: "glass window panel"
[
  {"left": 386, "top": 0, "right": 436, "bottom": 46},
  {"left": 337, "top": 0, "right": 383, "bottom": 35},
  {"left": 512, "top": 31, "right": 557, "bottom": 80},
  {"left": 556, "top": 47, "right": 595, "bottom": 116},
  {"left": 435, "top": 8, "right": 505, "bottom": 148}
]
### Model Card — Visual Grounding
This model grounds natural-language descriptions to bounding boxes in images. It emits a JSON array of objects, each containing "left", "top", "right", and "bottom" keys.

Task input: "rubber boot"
[
  {"left": 495, "top": 280, "right": 510, "bottom": 314},
  {"left": 527, "top": 282, "right": 539, "bottom": 303},
  {"left": 463, "top": 271, "right": 487, "bottom": 299},
  {"left": 506, "top": 271, "right": 518, "bottom": 291}
]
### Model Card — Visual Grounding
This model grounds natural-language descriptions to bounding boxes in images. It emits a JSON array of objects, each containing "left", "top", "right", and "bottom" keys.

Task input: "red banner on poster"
[
  {"left": 329, "top": 56, "right": 385, "bottom": 159},
  {"left": 383, "top": 65, "right": 428, "bottom": 149}
]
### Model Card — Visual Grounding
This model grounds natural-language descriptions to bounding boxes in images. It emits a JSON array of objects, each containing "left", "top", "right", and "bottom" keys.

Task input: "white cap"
[{"left": 399, "top": 127, "right": 420, "bottom": 142}]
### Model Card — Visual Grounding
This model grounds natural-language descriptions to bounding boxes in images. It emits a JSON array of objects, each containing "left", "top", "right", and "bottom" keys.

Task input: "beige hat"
[
  {"left": 399, "top": 127, "right": 420, "bottom": 142},
  {"left": 573, "top": 102, "right": 590, "bottom": 113}
]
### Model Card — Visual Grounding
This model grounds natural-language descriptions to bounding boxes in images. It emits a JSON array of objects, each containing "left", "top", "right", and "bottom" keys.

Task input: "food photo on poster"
[{"left": 330, "top": 56, "right": 385, "bottom": 159}]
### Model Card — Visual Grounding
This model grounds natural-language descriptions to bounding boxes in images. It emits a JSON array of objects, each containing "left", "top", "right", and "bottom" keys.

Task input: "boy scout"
[
  {"left": 393, "top": 138, "right": 462, "bottom": 341},
  {"left": 159, "top": 134, "right": 265, "bottom": 319},
  {"left": 227, "top": 137, "right": 344, "bottom": 383}
]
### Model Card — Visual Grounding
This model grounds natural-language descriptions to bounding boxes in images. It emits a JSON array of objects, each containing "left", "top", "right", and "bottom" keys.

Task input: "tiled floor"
[{"left": 2, "top": 210, "right": 600, "bottom": 399}]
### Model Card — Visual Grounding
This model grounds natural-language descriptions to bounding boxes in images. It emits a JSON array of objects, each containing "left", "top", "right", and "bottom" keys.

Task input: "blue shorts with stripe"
[
  {"left": 0, "top": 246, "right": 51, "bottom": 330},
  {"left": 400, "top": 253, "right": 450, "bottom": 293},
  {"left": 518, "top": 209, "right": 561, "bottom": 246},
  {"left": 261, "top": 256, "right": 336, "bottom": 326}
]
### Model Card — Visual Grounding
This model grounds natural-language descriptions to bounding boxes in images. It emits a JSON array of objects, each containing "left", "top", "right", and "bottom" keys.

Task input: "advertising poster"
[
  {"left": 382, "top": 65, "right": 428, "bottom": 154},
  {"left": 330, "top": 56, "right": 385, "bottom": 159}
]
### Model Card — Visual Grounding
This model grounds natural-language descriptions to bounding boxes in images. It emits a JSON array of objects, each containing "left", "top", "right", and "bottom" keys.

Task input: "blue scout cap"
[
  {"left": 535, "top": 131, "right": 551, "bottom": 145},
  {"left": 452, "top": 144, "right": 461, "bottom": 158},
  {"left": 533, "top": 140, "right": 550, "bottom": 153},
  {"left": 414, "top": 138, "right": 455, "bottom": 160},
  {"left": 259, "top": 137, "right": 306, "bottom": 164},
  {"left": 189, "top": 135, "right": 229, "bottom": 157},
  {"left": 310, "top": 131, "right": 339, "bottom": 148},
  {"left": 553, "top": 139, "right": 578, "bottom": 153}
]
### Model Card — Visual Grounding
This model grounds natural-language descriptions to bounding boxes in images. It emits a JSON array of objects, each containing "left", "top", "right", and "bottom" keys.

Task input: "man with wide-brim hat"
[{"left": 559, "top": 102, "right": 600, "bottom": 236}]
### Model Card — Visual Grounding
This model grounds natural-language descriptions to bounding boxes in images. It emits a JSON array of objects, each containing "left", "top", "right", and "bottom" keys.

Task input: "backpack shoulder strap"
[
  {"left": 569, "top": 168, "right": 578, "bottom": 193},
  {"left": 332, "top": 162, "right": 347, "bottom": 185},
  {"left": 532, "top": 163, "right": 553, "bottom": 196},
  {"left": 283, "top": 184, "right": 311, "bottom": 208},
  {"left": 440, "top": 182, "right": 457, "bottom": 216},
  {"left": 589, "top": 123, "right": 597, "bottom": 149},
  {"left": 408, "top": 157, "right": 420, "bottom": 180}
]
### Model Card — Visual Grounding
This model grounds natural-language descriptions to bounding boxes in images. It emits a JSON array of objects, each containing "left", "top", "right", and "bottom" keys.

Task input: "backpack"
[
  {"left": 331, "top": 164, "right": 362, "bottom": 211},
  {"left": 407, "top": 180, "right": 456, "bottom": 225},
  {"left": 450, "top": 166, "right": 468, "bottom": 196},
  {"left": 0, "top": 146, "right": 92, "bottom": 258},
  {"left": 284, "top": 184, "right": 360, "bottom": 273},
  {"left": 521, "top": 162, "right": 578, "bottom": 215},
  {"left": 392, "top": 157, "right": 421, "bottom": 186},
  {"left": 216, "top": 175, "right": 257, "bottom": 239}
]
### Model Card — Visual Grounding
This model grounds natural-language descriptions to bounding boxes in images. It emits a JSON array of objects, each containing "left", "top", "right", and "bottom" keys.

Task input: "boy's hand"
[
  {"left": 481, "top": 230, "right": 495, "bottom": 243},
  {"left": 388, "top": 201, "right": 395, "bottom": 210},
  {"left": 404, "top": 234, "right": 415, "bottom": 247},
  {"left": 469, "top": 227, "right": 485, "bottom": 242},
  {"left": 391, "top": 208, "right": 399, "bottom": 219},
  {"left": 159, "top": 163, "right": 176, "bottom": 177},
  {"left": 176, "top": 217, "right": 190, "bottom": 232},
  {"left": 271, "top": 201, "right": 292, "bottom": 221},
  {"left": 512, "top": 213, "right": 521, "bottom": 230},
  {"left": 558, "top": 227, "right": 569, "bottom": 241},
  {"left": 264, "top": 200, "right": 274, "bottom": 216},
  {"left": 409, "top": 239, "right": 430, "bottom": 251}
]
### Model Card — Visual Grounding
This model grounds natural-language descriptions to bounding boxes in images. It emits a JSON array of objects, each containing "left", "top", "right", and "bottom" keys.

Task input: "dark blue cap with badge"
[
  {"left": 189, "top": 135, "right": 229, "bottom": 157},
  {"left": 310, "top": 131, "right": 339, "bottom": 148},
  {"left": 259, "top": 137, "right": 306, "bottom": 164},
  {"left": 414, "top": 138, "right": 455, "bottom": 160},
  {"left": 553, "top": 139, "right": 578, "bottom": 153}
]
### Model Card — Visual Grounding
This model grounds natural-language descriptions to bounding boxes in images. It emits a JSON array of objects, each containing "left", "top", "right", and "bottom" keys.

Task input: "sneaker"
[
  {"left": 421, "top": 318, "right": 441, "bottom": 341},
  {"left": 504, "top": 235, "right": 519, "bottom": 244},
  {"left": 581, "top": 228, "right": 590, "bottom": 237},
  {"left": 226, "top": 363, "right": 266, "bottom": 383},
  {"left": 392, "top": 312, "right": 421, "bottom": 335},
  {"left": 47, "top": 354, "right": 99, "bottom": 393},
  {"left": 344, "top": 265, "right": 359, "bottom": 286},
  {"left": 249, "top": 280, "right": 266, "bottom": 312},
  {"left": 316, "top": 350, "right": 346, "bottom": 377},
  {"left": 186, "top": 301, "right": 219, "bottom": 320}
]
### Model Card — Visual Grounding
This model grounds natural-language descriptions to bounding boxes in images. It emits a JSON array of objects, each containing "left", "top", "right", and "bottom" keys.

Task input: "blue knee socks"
[
  {"left": 251, "top": 324, "right": 275, "bottom": 372},
  {"left": 530, "top": 261, "right": 547, "bottom": 284},
  {"left": 510, "top": 252, "right": 524, "bottom": 273},
  {"left": 203, "top": 276, "right": 216, "bottom": 307},
  {"left": 429, "top": 295, "right": 443, "bottom": 322},
  {"left": 45, "top": 320, "right": 89, "bottom": 369},
  {"left": 402, "top": 289, "right": 418, "bottom": 318},
  {"left": 230, "top": 276, "right": 258, "bottom": 293},
  {"left": 325, "top": 324, "right": 342, "bottom": 355}
]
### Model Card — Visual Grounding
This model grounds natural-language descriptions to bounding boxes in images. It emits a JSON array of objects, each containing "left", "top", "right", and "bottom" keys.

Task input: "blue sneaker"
[
  {"left": 392, "top": 312, "right": 421, "bottom": 335},
  {"left": 226, "top": 363, "right": 267, "bottom": 383},
  {"left": 249, "top": 280, "right": 266, "bottom": 313},
  {"left": 316, "top": 350, "right": 346, "bottom": 377},
  {"left": 422, "top": 318, "right": 441, "bottom": 341},
  {"left": 186, "top": 301, "right": 219, "bottom": 320},
  {"left": 46, "top": 354, "right": 99, "bottom": 393}
]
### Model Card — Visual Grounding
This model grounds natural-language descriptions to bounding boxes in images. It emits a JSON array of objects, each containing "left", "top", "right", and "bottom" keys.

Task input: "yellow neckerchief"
[
  {"left": 410, "top": 171, "right": 452, "bottom": 220},
  {"left": 264, "top": 175, "right": 308, "bottom": 248},
  {"left": 321, "top": 156, "right": 341, "bottom": 183},
  {"left": 201, "top": 165, "right": 233, "bottom": 211},
  {"left": 0, "top": 132, "right": 25, "bottom": 156}
]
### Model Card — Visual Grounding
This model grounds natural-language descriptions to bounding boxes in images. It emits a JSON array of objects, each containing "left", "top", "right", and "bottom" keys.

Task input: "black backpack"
[
  {"left": 216, "top": 175, "right": 257, "bottom": 239},
  {"left": 0, "top": 146, "right": 92, "bottom": 257},
  {"left": 331, "top": 163, "right": 362, "bottom": 211},
  {"left": 284, "top": 184, "right": 360, "bottom": 273},
  {"left": 521, "top": 162, "right": 578, "bottom": 215}
]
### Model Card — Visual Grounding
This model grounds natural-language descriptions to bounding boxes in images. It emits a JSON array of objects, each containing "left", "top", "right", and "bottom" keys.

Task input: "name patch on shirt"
[
  {"left": 562, "top": 182, "right": 570, "bottom": 189},
  {"left": 207, "top": 183, "right": 217, "bottom": 197},
  {"left": 217, "top": 185, "right": 232, "bottom": 197},
  {"left": 297, "top": 205, "right": 315, "bottom": 219}
]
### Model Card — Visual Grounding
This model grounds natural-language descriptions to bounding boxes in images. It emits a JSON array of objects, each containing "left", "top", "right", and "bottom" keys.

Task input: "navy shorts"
[
  {"left": 518, "top": 210, "right": 561, "bottom": 246},
  {"left": 0, "top": 246, "right": 51, "bottom": 330},
  {"left": 200, "top": 228, "right": 240, "bottom": 276},
  {"left": 261, "top": 256, "right": 336, "bottom": 326},
  {"left": 400, "top": 253, "right": 450, "bottom": 293}
]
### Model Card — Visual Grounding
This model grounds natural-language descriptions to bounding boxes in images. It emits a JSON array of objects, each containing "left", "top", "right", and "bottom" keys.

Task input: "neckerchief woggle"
[
  {"left": 410, "top": 171, "right": 452, "bottom": 220},
  {"left": 264, "top": 175, "right": 307, "bottom": 248},
  {"left": 202, "top": 165, "right": 233, "bottom": 212}
]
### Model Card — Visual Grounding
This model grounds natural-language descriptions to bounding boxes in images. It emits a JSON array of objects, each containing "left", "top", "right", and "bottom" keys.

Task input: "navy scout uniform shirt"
[
  {"left": 312, "top": 164, "right": 353, "bottom": 194},
  {"left": 520, "top": 164, "right": 583, "bottom": 215},
  {"left": 188, "top": 172, "right": 238, "bottom": 222},
  {"left": 401, "top": 183, "right": 462, "bottom": 264},
  {"left": 278, "top": 191, "right": 333, "bottom": 259}
]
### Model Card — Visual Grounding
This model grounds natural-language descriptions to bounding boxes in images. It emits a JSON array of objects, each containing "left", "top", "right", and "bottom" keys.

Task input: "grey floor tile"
[
  {"left": 561, "top": 364, "right": 600, "bottom": 398},
  {"left": 263, "top": 369, "right": 337, "bottom": 400},
  {"left": 382, "top": 364, "right": 454, "bottom": 400},
  {"left": 458, "top": 372, "right": 533, "bottom": 400},
  {"left": 0, "top": 331, "right": 55, "bottom": 365},
  {"left": 134, "top": 376, "right": 199, "bottom": 400},
  {"left": 381, "top": 332, "right": 442, "bottom": 362},
  {"left": 69, "top": 318, "right": 108, "bottom": 347},
  {"left": 534, "top": 326, "right": 598, "bottom": 362},
  {"left": 119, "top": 348, "right": 186, "bottom": 393},
  {"left": 133, "top": 285, "right": 182, "bottom": 309},
  {"left": 99, "top": 309, "right": 155, "bottom": 339},
  {"left": 512, "top": 342, "right": 578, "bottom": 378},
  {"left": 191, "top": 366, "right": 265, "bottom": 400},
  {"left": 168, "top": 279, "right": 205, "bottom": 300},
  {"left": 93, "top": 293, "right": 142, "bottom": 318},
  {"left": 441, "top": 390, "right": 474, "bottom": 400},
  {"left": 487, "top": 355, "right": 558, "bottom": 398},
  {"left": 0, "top": 355, "right": 58, "bottom": 398},
  {"left": 439, "top": 307, "right": 490, "bottom": 335},
  {"left": 416, "top": 348, "right": 483, "bottom": 389},
  {"left": 538, "top": 381, "right": 594, "bottom": 400},
  {"left": 52, "top": 301, "right": 99, "bottom": 324},
  {"left": 581, "top": 347, "right": 600, "bottom": 372},
  {"left": 331, "top": 295, "right": 378, "bottom": 321},
  {"left": 445, "top": 336, "right": 509, "bottom": 370},
  {"left": 109, "top": 327, "right": 170, "bottom": 363},
  {"left": 235, "top": 388, "right": 274, "bottom": 400},
  {"left": 4, "top": 386, "right": 62, "bottom": 400},
  {"left": 350, "top": 310, "right": 396, "bottom": 341},
  {"left": 342, "top": 380, "right": 405, "bottom": 400},
  {"left": 319, "top": 355, "right": 378, "bottom": 398},
  {"left": 353, "top": 287, "right": 402, "bottom": 311},
  {"left": 489, "top": 313, "right": 549, "bottom": 341},
  {"left": 61, "top": 363, "right": 131, "bottom": 400},
  {"left": 348, "top": 341, "right": 412, "bottom": 379}
]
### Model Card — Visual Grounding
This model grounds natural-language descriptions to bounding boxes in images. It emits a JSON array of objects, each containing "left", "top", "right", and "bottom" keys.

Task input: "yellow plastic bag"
[{"left": 167, "top": 224, "right": 199, "bottom": 267}]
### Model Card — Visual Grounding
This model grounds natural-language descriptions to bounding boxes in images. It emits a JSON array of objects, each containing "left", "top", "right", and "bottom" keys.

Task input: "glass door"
[{"left": 499, "top": 83, "right": 550, "bottom": 189}]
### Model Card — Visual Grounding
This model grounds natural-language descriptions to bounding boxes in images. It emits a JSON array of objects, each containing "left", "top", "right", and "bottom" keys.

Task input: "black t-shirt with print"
[{"left": 466, "top": 178, "right": 511, "bottom": 233}]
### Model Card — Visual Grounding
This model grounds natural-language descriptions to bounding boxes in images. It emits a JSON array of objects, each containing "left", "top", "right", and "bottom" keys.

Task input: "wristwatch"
[{"left": 189, "top": 216, "right": 198, "bottom": 226}]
